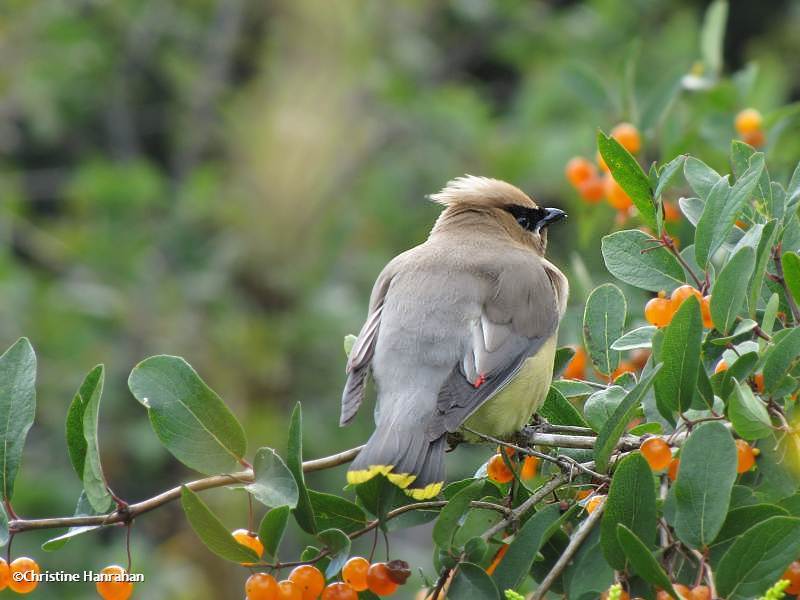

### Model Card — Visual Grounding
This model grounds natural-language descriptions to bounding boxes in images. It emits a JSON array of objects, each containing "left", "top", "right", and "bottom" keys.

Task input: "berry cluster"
[
  {"left": 562, "top": 345, "right": 649, "bottom": 383},
  {"left": 734, "top": 108, "right": 766, "bottom": 148},
  {"left": 241, "top": 550, "right": 410, "bottom": 599},
  {"left": 644, "top": 285, "right": 712, "bottom": 329},
  {"left": 603, "top": 579, "right": 712, "bottom": 599},
  {"left": 486, "top": 446, "right": 540, "bottom": 484},
  {"left": 565, "top": 123, "right": 639, "bottom": 214}
]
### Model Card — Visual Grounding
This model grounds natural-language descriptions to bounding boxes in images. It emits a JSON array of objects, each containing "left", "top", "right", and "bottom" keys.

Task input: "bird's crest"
[{"left": 428, "top": 175, "right": 536, "bottom": 208}]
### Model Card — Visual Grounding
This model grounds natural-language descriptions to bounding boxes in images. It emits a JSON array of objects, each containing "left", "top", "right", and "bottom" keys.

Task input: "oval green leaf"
[
  {"left": 0, "top": 338, "right": 36, "bottom": 501},
  {"left": 616, "top": 524, "right": 678, "bottom": 598},
  {"left": 654, "top": 296, "right": 702, "bottom": 416},
  {"left": 449, "top": 562, "right": 500, "bottom": 600},
  {"left": 286, "top": 403, "right": 317, "bottom": 534},
  {"left": 710, "top": 247, "right": 756, "bottom": 334},
  {"left": 128, "top": 355, "right": 247, "bottom": 475},
  {"left": 259, "top": 506, "right": 290, "bottom": 559},
  {"left": 672, "top": 422, "right": 737, "bottom": 549},
  {"left": 716, "top": 516, "right": 800, "bottom": 600},
  {"left": 601, "top": 454, "right": 657, "bottom": 570},
  {"left": 583, "top": 283, "right": 627, "bottom": 376},
  {"left": 597, "top": 131, "right": 656, "bottom": 228},
  {"left": 601, "top": 230, "right": 685, "bottom": 292},
  {"left": 246, "top": 447, "right": 299, "bottom": 509},
  {"left": 729, "top": 382, "right": 772, "bottom": 441}
]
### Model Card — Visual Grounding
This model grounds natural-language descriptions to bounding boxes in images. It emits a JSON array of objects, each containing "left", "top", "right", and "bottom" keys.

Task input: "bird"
[{"left": 340, "top": 175, "right": 569, "bottom": 500}]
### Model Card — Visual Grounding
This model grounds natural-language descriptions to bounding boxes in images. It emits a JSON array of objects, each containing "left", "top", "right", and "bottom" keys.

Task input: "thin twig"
[
  {"left": 529, "top": 500, "right": 605, "bottom": 600},
  {"left": 663, "top": 234, "right": 704, "bottom": 289},
  {"left": 773, "top": 242, "right": 800, "bottom": 323}
]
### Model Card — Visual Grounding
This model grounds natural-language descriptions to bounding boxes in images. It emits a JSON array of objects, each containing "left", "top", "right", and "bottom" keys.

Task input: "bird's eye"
[{"left": 516, "top": 216, "right": 530, "bottom": 230}]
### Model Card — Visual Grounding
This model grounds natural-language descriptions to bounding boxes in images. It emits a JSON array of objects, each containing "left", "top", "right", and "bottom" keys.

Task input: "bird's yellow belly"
[{"left": 463, "top": 335, "right": 557, "bottom": 439}]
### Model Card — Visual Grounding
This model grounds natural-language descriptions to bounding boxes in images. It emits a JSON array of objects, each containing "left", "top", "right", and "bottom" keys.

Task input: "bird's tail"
[{"left": 347, "top": 426, "right": 446, "bottom": 500}]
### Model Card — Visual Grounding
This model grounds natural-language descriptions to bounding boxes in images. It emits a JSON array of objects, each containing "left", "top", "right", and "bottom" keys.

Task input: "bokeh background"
[{"left": 1, "top": 0, "right": 799, "bottom": 597}]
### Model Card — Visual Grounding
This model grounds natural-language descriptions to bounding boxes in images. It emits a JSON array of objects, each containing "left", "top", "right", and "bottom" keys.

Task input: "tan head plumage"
[{"left": 428, "top": 175, "right": 537, "bottom": 209}]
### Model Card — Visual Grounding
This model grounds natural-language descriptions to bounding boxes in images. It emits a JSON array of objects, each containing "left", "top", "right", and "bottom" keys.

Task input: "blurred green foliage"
[{"left": 0, "top": 0, "right": 799, "bottom": 597}]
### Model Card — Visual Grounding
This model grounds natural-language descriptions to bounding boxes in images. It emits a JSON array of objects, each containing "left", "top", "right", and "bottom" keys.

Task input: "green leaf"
[
  {"left": 654, "top": 297, "right": 703, "bottom": 416},
  {"left": 286, "top": 403, "right": 317, "bottom": 534},
  {"left": 584, "top": 386, "right": 626, "bottom": 432},
  {"left": 729, "top": 382, "right": 772, "bottom": 441},
  {"left": 449, "top": 562, "right": 500, "bottom": 600},
  {"left": 629, "top": 422, "right": 663, "bottom": 436},
  {"left": 695, "top": 155, "right": 764, "bottom": 266},
  {"left": 763, "top": 328, "right": 800, "bottom": 394},
  {"left": 672, "top": 422, "right": 737, "bottom": 549},
  {"left": 716, "top": 516, "right": 800, "bottom": 599},
  {"left": 0, "top": 338, "right": 36, "bottom": 501},
  {"left": 563, "top": 528, "right": 614, "bottom": 600},
  {"left": 782, "top": 252, "right": 800, "bottom": 307},
  {"left": 246, "top": 448, "right": 299, "bottom": 509},
  {"left": 66, "top": 365, "right": 112, "bottom": 512},
  {"left": 318, "top": 528, "right": 350, "bottom": 579},
  {"left": 594, "top": 365, "right": 661, "bottom": 473},
  {"left": 616, "top": 524, "right": 678, "bottom": 598},
  {"left": 601, "top": 454, "right": 657, "bottom": 570},
  {"left": 492, "top": 503, "right": 565, "bottom": 592},
  {"left": 700, "top": 0, "right": 728, "bottom": 76},
  {"left": 747, "top": 222, "right": 778, "bottom": 317},
  {"left": 42, "top": 492, "right": 102, "bottom": 551},
  {"left": 539, "top": 386, "right": 590, "bottom": 427},
  {"left": 601, "top": 230, "right": 685, "bottom": 292},
  {"left": 308, "top": 490, "right": 368, "bottom": 534},
  {"left": 709, "top": 320, "right": 757, "bottom": 345},
  {"left": 553, "top": 347, "right": 575, "bottom": 377},
  {"left": 713, "top": 503, "right": 788, "bottom": 546},
  {"left": 583, "top": 283, "right": 627, "bottom": 376},
  {"left": 343, "top": 334, "right": 357, "bottom": 357},
  {"left": 433, "top": 480, "right": 483, "bottom": 548},
  {"left": 610, "top": 326, "right": 657, "bottom": 351},
  {"left": 713, "top": 352, "right": 758, "bottom": 402},
  {"left": 128, "top": 355, "right": 247, "bottom": 474},
  {"left": 180, "top": 486, "right": 259, "bottom": 563},
  {"left": 597, "top": 131, "right": 656, "bottom": 228},
  {"left": 684, "top": 157, "right": 722, "bottom": 199},
  {"left": 710, "top": 247, "right": 756, "bottom": 334},
  {"left": 258, "top": 506, "right": 290, "bottom": 559}
]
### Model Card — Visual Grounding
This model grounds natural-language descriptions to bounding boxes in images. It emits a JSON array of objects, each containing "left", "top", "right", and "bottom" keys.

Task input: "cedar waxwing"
[{"left": 341, "top": 175, "right": 568, "bottom": 499}]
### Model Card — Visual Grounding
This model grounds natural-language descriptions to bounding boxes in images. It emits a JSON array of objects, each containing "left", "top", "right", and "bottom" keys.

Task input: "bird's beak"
[{"left": 535, "top": 207, "right": 567, "bottom": 232}]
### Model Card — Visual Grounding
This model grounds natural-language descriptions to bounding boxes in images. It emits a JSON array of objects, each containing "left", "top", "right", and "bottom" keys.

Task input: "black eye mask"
[{"left": 503, "top": 205, "right": 567, "bottom": 233}]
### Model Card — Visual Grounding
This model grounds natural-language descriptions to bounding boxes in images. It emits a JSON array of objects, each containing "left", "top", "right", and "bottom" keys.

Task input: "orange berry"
[
  {"left": 735, "top": 219, "right": 749, "bottom": 229},
  {"left": 586, "top": 494, "right": 606, "bottom": 514},
  {"left": 233, "top": 528, "right": 264, "bottom": 565},
  {"left": 0, "top": 559, "right": 8, "bottom": 591},
  {"left": 277, "top": 580, "right": 304, "bottom": 600},
  {"left": 667, "top": 458, "right": 680, "bottom": 481},
  {"left": 596, "top": 151, "right": 610, "bottom": 172},
  {"left": 611, "top": 361, "right": 637, "bottom": 380},
  {"left": 604, "top": 176, "right": 633, "bottom": 210},
  {"left": 485, "top": 544, "right": 509, "bottom": 576},
  {"left": 498, "top": 445, "right": 515, "bottom": 458},
  {"left": 736, "top": 439, "right": 756, "bottom": 473},
  {"left": 645, "top": 296, "right": 674, "bottom": 328},
  {"left": 714, "top": 360, "right": 728, "bottom": 374},
  {"left": 565, "top": 156, "right": 597, "bottom": 187},
  {"left": 367, "top": 563, "right": 399, "bottom": 596},
  {"left": 521, "top": 455, "right": 539, "bottom": 479},
  {"left": 576, "top": 489, "right": 592, "bottom": 500},
  {"left": 630, "top": 349, "right": 651, "bottom": 369},
  {"left": 247, "top": 573, "right": 280, "bottom": 600},
  {"left": 289, "top": 564, "right": 326, "bottom": 600},
  {"left": 753, "top": 372, "right": 765, "bottom": 394},
  {"left": 563, "top": 346, "right": 587, "bottom": 380},
  {"left": 578, "top": 176, "right": 606, "bottom": 203},
  {"left": 611, "top": 122, "right": 642, "bottom": 154},
  {"left": 690, "top": 585, "right": 711, "bottom": 600},
  {"left": 96, "top": 565, "right": 134, "bottom": 600},
  {"left": 487, "top": 453, "right": 514, "bottom": 484},
  {"left": 674, "top": 584, "right": 692, "bottom": 599},
  {"left": 656, "top": 592, "right": 670, "bottom": 600},
  {"left": 663, "top": 201, "right": 681, "bottom": 223},
  {"left": 734, "top": 108, "right": 763, "bottom": 135},
  {"left": 782, "top": 560, "right": 800, "bottom": 595},
  {"left": 670, "top": 285, "right": 702, "bottom": 311},
  {"left": 342, "top": 557, "right": 370, "bottom": 592},
  {"left": 641, "top": 437, "right": 672, "bottom": 471},
  {"left": 742, "top": 129, "right": 766, "bottom": 148},
  {"left": 321, "top": 582, "right": 358, "bottom": 600},
  {"left": 8, "top": 557, "right": 40, "bottom": 594},
  {"left": 701, "top": 296, "right": 713, "bottom": 329}
]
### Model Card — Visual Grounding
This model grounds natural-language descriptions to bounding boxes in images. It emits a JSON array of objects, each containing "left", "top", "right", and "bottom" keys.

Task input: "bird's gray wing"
[
  {"left": 427, "top": 258, "right": 561, "bottom": 440},
  {"left": 340, "top": 267, "right": 394, "bottom": 426}
]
